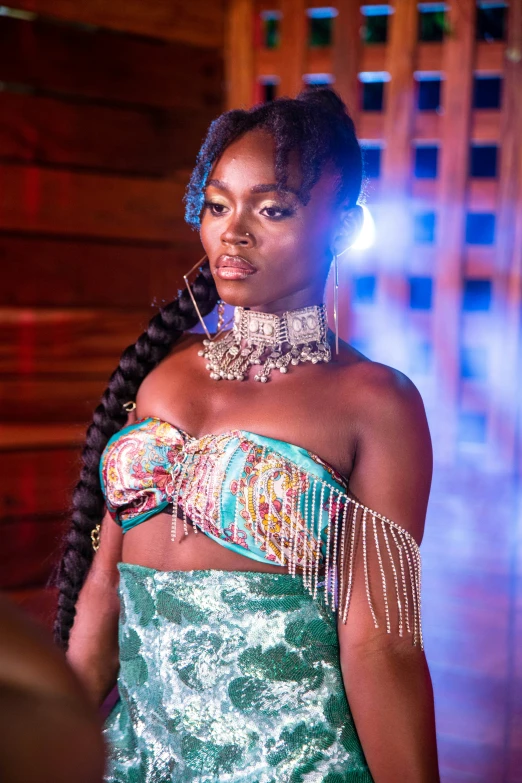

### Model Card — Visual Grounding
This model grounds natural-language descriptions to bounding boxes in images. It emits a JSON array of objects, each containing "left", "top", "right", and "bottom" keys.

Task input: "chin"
[{"left": 216, "top": 282, "right": 267, "bottom": 310}]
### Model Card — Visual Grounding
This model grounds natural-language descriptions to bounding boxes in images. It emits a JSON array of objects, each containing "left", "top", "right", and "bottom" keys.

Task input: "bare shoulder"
[
  {"left": 137, "top": 331, "right": 204, "bottom": 403},
  {"left": 346, "top": 359, "right": 428, "bottom": 427},
  {"left": 339, "top": 357, "right": 433, "bottom": 542}
]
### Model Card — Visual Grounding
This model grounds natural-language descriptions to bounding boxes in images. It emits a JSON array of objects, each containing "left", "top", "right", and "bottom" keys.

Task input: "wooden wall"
[
  {"left": 226, "top": 0, "right": 522, "bottom": 475},
  {"left": 1, "top": 1, "right": 225, "bottom": 624}
]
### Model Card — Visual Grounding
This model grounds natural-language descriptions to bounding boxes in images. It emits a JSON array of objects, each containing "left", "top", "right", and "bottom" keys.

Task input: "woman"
[{"left": 55, "top": 87, "right": 439, "bottom": 782}]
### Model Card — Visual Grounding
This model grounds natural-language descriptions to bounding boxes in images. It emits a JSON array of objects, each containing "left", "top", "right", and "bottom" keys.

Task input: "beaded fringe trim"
[{"left": 168, "top": 436, "right": 423, "bottom": 650}]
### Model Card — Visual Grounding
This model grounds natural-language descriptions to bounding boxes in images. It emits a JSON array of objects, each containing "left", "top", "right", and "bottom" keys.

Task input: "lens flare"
[{"left": 351, "top": 205, "right": 376, "bottom": 250}]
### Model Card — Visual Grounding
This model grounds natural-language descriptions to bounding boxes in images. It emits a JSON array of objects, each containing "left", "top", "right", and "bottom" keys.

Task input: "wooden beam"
[
  {"left": 489, "top": 0, "right": 522, "bottom": 472},
  {"left": 0, "top": 236, "right": 202, "bottom": 308},
  {"left": 279, "top": 0, "right": 307, "bottom": 97},
  {"left": 225, "top": 0, "right": 256, "bottom": 109},
  {"left": 11, "top": 0, "right": 225, "bottom": 48},
  {"left": 0, "top": 91, "right": 178, "bottom": 177},
  {"left": 0, "top": 308, "right": 151, "bottom": 376},
  {"left": 332, "top": 0, "right": 361, "bottom": 121},
  {"left": 432, "top": 0, "right": 476, "bottom": 465},
  {"left": 0, "top": 164, "right": 193, "bottom": 241},
  {"left": 374, "top": 0, "right": 418, "bottom": 371},
  {"left": 0, "top": 16, "right": 224, "bottom": 110},
  {"left": 257, "top": 40, "right": 504, "bottom": 84}
]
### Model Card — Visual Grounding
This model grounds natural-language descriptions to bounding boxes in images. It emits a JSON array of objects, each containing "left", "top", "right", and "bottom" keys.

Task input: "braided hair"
[{"left": 53, "top": 86, "right": 363, "bottom": 649}]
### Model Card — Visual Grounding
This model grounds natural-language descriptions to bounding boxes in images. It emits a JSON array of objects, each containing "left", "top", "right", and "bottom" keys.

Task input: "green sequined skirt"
[{"left": 103, "top": 564, "right": 374, "bottom": 782}]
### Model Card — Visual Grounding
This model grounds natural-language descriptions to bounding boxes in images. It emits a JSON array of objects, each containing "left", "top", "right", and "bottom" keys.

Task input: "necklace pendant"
[{"left": 200, "top": 303, "right": 331, "bottom": 382}]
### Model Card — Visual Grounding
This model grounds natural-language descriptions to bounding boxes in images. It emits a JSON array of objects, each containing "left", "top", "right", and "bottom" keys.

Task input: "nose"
[{"left": 220, "top": 218, "right": 254, "bottom": 248}]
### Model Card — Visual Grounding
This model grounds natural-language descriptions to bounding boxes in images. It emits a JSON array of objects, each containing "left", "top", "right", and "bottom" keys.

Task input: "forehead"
[{"left": 207, "top": 128, "right": 339, "bottom": 201}]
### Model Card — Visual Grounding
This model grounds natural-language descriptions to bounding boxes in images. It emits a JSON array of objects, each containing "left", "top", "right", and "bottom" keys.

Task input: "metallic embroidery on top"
[{"left": 100, "top": 417, "right": 424, "bottom": 649}]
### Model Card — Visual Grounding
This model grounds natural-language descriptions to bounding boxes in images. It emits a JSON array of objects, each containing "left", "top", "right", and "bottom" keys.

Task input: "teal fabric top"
[
  {"left": 99, "top": 417, "right": 349, "bottom": 569},
  {"left": 99, "top": 417, "right": 425, "bottom": 648}
]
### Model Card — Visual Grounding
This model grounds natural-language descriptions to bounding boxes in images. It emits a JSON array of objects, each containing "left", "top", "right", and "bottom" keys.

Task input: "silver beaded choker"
[{"left": 198, "top": 304, "right": 331, "bottom": 382}]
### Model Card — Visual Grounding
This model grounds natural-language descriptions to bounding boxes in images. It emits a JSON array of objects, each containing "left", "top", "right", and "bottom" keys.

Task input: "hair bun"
[{"left": 296, "top": 86, "right": 348, "bottom": 118}]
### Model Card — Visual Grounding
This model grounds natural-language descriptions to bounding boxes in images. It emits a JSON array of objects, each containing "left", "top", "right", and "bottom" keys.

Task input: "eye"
[
  {"left": 261, "top": 205, "right": 295, "bottom": 219},
  {"left": 203, "top": 200, "right": 228, "bottom": 216}
]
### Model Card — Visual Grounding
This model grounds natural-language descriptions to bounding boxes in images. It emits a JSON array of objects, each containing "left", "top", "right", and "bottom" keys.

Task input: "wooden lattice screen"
[{"left": 226, "top": 0, "right": 522, "bottom": 474}]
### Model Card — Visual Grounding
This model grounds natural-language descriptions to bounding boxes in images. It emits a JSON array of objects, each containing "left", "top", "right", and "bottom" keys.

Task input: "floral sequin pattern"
[
  {"left": 103, "top": 564, "right": 374, "bottom": 783},
  {"left": 100, "top": 419, "right": 185, "bottom": 527},
  {"left": 230, "top": 446, "right": 318, "bottom": 566}
]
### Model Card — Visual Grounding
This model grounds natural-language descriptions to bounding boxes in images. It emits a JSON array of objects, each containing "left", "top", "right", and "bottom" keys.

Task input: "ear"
[{"left": 330, "top": 204, "right": 364, "bottom": 257}]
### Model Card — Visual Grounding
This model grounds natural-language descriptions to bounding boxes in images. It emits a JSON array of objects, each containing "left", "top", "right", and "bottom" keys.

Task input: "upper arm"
[{"left": 337, "top": 363, "right": 433, "bottom": 653}]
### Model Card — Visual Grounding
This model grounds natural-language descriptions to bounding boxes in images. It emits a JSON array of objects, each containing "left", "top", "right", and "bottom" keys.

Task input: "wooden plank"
[
  {"left": 0, "top": 308, "right": 150, "bottom": 376},
  {"left": 0, "top": 91, "right": 172, "bottom": 176},
  {"left": 0, "top": 164, "right": 192, "bottom": 241},
  {"left": 475, "top": 41, "right": 505, "bottom": 74},
  {"left": 0, "top": 424, "right": 84, "bottom": 450},
  {"left": 412, "top": 179, "right": 497, "bottom": 212},
  {"left": 257, "top": 39, "right": 504, "bottom": 81},
  {"left": 0, "top": 447, "right": 79, "bottom": 519},
  {"left": 6, "top": 586, "right": 59, "bottom": 632},
  {"left": 0, "top": 16, "right": 224, "bottom": 110},
  {"left": 467, "top": 179, "right": 498, "bottom": 212},
  {"left": 1, "top": 517, "right": 69, "bottom": 590},
  {"left": 332, "top": 0, "right": 361, "bottom": 120},
  {"left": 413, "top": 113, "right": 440, "bottom": 141},
  {"left": 0, "top": 91, "right": 218, "bottom": 176},
  {"left": 432, "top": 0, "right": 476, "bottom": 465},
  {"left": 0, "top": 377, "right": 107, "bottom": 423},
  {"left": 375, "top": 0, "right": 418, "bottom": 370},
  {"left": 226, "top": 0, "right": 255, "bottom": 110},
  {"left": 357, "top": 113, "right": 384, "bottom": 140},
  {"left": 465, "top": 247, "right": 497, "bottom": 277},
  {"left": 400, "top": 110, "right": 502, "bottom": 144},
  {"left": 0, "top": 235, "right": 201, "bottom": 308},
  {"left": 279, "top": 0, "right": 307, "bottom": 97},
  {"left": 11, "top": 0, "right": 225, "bottom": 48},
  {"left": 471, "top": 110, "right": 502, "bottom": 142},
  {"left": 489, "top": 0, "right": 522, "bottom": 472}
]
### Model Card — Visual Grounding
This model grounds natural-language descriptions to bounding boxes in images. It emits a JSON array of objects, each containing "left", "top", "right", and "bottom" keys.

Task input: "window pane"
[
  {"left": 353, "top": 275, "right": 377, "bottom": 304},
  {"left": 261, "top": 12, "right": 281, "bottom": 48},
  {"left": 362, "top": 146, "right": 382, "bottom": 178},
  {"left": 461, "top": 346, "right": 488, "bottom": 380},
  {"left": 263, "top": 82, "right": 277, "bottom": 102},
  {"left": 465, "top": 213, "right": 496, "bottom": 245},
  {"left": 417, "top": 79, "right": 441, "bottom": 111},
  {"left": 363, "top": 14, "right": 389, "bottom": 43},
  {"left": 309, "top": 15, "right": 333, "bottom": 47},
  {"left": 414, "top": 145, "right": 438, "bottom": 178},
  {"left": 458, "top": 412, "right": 487, "bottom": 443},
  {"left": 409, "top": 277, "right": 433, "bottom": 309},
  {"left": 362, "top": 81, "right": 385, "bottom": 111},
  {"left": 418, "top": 9, "right": 446, "bottom": 42},
  {"left": 414, "top": 212, "right": 436, "bottom": 244},
  {"left": 473, "top": 76, "right": 502, "bottom": 109},
  {"left": 469, "top": 145, "right": 498, "bottom": 177},
  {"left": 476, "top": 3, "right": 506, "bottom": 41},
  {"left": 462, "top": 279, "right": 492, "bottom": 311}
]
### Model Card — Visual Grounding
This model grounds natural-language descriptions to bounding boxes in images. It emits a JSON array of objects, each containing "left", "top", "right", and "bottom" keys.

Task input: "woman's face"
[{"left": 199, "top": 127, "right": 360, "bottom": 313}]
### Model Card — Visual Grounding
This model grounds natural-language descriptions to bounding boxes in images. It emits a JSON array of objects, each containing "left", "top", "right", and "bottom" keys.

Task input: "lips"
[{"left": 215, "top": 254, "right": 257, "bottom": 280}]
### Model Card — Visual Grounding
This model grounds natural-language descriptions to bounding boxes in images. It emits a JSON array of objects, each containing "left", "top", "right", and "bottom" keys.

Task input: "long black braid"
[{"left": 53, "top": 86, "right": 363, "bottom": 649}]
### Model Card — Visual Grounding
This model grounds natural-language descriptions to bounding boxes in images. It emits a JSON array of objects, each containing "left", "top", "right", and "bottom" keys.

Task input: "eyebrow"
[{"left": 206, "top": 178, "right": 300, "bottom": 197}]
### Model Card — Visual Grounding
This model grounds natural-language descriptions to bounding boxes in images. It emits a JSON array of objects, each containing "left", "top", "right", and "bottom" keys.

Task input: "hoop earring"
[
  {"left": 333, "top": 253, "right": 339, "bottom": 357},
  {"left": 332, "top": 244, "right": 351, "bottom": 357},
  {"left": 183, "top": 254, "right": 233, "bottom": 341}
]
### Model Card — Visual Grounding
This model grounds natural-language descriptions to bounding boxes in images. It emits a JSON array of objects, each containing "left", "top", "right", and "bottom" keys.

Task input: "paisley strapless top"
[{"left": 100, "top": 417, "right": 424, "bottom": 649}]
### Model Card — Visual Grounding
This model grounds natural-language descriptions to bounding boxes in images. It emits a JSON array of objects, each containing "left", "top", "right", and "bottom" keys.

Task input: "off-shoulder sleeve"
[{"left": 332, "top": 493, "right": 424, "bottom": 650}]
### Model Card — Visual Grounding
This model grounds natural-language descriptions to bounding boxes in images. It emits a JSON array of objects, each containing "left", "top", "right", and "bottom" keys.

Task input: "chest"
[{"left": 138, "top": 340, "right": 358, "bottom": 480}]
